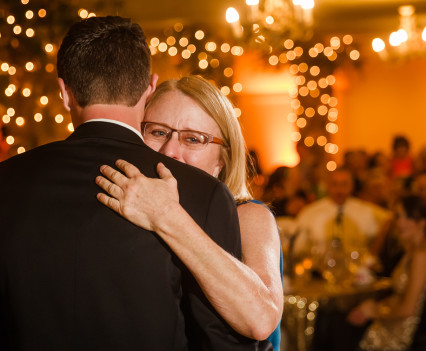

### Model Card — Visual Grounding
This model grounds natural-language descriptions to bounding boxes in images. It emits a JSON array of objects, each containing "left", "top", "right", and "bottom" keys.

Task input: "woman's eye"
[
  {"left": 151, "top": 130, "right": 168, "bottom": 137},
  {"left": 183, "top": 133, "right": 203, "bottom": 144}
]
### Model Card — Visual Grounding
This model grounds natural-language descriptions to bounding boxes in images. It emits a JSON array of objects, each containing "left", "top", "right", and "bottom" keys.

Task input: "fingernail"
[{"left": 100, "top": 165, "right": 106, "bottom": 172}]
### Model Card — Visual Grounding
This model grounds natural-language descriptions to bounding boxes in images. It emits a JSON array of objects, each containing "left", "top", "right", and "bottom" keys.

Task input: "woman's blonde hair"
[{"left": 145, "top": 75, "right": 253, "bottom": 202}]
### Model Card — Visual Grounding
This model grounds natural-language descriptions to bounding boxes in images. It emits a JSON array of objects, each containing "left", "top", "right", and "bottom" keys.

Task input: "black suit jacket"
[{"left": 0, "top": 122, "right": 270, "bottom": 351}]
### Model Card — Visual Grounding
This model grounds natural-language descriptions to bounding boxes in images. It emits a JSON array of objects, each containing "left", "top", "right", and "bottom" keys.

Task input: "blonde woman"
[{"left": 96, "top": 76, "right": 283, "bottom": 349}]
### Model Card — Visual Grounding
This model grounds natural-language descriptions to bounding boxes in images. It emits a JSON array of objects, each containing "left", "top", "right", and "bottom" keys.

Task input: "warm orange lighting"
[
  {"left": 13, "top": 26, "right": 22, "bottom": 35},
  {"left": 179, "top": 37, "right": 188, "bottom": 47},
  {"left": 45, "top": 43, "right": 54, "bottom": 53},
  {"left": 26, "top": 28, "right": 35, "bottom": 37},
  {"left": 318, "top": 105, "right": 328, "bottom": 115},
  {"left": 55, "top": 114, "right": 64, "bottom": 123},
  {"left": 150, "top": 37, "right": 160, "bottom": 47},
  {"left": 221, "top": 43, "right": 231, "bottom": 53},
  {"left": 296, "top": 118, "right": 307, "bottom": 128},
  {"left": 168, "top": 47, "right": 177, "bottom": 56},
  {"left": 298, "top": 62, "right": 308, "bottom": 72},
  {"left": 158, "top": 43, "right": 167, "bottom": 52},
  {"left": 305, "top": 107, "right": 315, "bottom": 117},
  {"left": 45, "top": 63, "right": 54, "bottom": 73},
  {"left": 284, "top": 39, "right": 294, "bottom": 49},
  {"left": 174, "top": 22, "right": 184, "bottom": 32},
  {"left": 40, "top": 96, "right": 48, "bottom": 105},
  {"left": 205, "top": 42, "right": 217, "bottom": 51},
  {"left": 327, "top": 161, "right": 337, "bottom": 171},
  {"left": 34, "top": 113, "right": 43, "bottom": 122},
  {"left": 220, "top": 86, "right": 230, "bottom": 95},
  {"left": 16, "top": 117, "right": 25, "bottom": 126},
  {"left": 295, "top": 264, "right": 304, "bottom": 276},
  {"left": 269, "top": 55, "right": 279, "bottom": 65},
  {"left": 181, "top": 50, "right": 191, "bottom": 59},
  {"left": 304, "top": 136, "right": 314, "bottom": 147},
  {"left": 195, "top": 30, "right": 205, "bottom": 40},
  {"left": 78, "top": 9, "right": 89, "bottom": 18},
  {"left": 166, "top": 36, "right": 176, "bottom": 46}
]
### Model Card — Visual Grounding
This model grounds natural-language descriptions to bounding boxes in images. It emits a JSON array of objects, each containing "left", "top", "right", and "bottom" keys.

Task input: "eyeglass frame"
[{"left": 141, "top": 121, "right": 227, "bottom": 149}]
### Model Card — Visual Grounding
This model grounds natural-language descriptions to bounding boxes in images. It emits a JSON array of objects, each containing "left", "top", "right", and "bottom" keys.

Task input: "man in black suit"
[{"left": 0, "top": 16, "right": 269, "bottom": 350}]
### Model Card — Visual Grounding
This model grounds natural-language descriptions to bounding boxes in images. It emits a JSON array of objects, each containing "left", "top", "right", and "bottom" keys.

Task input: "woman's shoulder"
[{"left": 237, "top": 200, "right": 275, "bottom": 223}]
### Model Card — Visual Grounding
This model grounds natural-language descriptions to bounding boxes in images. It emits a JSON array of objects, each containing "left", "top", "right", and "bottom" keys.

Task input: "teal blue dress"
[{"left": 238, "top": 199, "right": 283, "bottom": 351}]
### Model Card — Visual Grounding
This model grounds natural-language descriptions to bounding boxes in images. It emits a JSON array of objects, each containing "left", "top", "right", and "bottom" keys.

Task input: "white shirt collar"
[{"left": 84, "top": 119, "right": 144, "bottom": 141}]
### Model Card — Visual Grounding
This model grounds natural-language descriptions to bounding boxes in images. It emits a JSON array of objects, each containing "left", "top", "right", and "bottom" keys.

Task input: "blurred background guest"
[
  {"left": 292, "top": 167, "right": 390, "bottom": 271},
  {"left": 390, "top": 135, "right": 414, "bottom": 180}
]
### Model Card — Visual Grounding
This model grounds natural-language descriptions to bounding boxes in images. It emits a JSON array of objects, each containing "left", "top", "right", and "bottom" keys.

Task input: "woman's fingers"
[
  {"left": 96, "top": 192, "right": 121, "bottom": 213},
  {"left": 157, "top": 162, "right": 173, "bottom": 180},
  {"left": 100, "top": 165, "right": 127, "bottom": 187},
  {"left": 96, "top": 175, "right": 123, "bottom": 199},
  {"left": 116, "top": 159, "right": 143, "bottom": 178}
]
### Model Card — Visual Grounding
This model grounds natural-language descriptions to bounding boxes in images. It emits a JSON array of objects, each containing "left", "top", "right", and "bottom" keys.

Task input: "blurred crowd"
[
  {"left": 249, "top": 135, "right": 426, "bottom": 220},
  {"left": 249, "top": 135, "right": 426, "bottom": 351}
]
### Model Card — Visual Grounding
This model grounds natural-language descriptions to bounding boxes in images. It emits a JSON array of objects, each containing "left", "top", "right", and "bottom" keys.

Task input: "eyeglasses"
[{"left": 142, "top": 122, "right": 226, "bottom": 150}]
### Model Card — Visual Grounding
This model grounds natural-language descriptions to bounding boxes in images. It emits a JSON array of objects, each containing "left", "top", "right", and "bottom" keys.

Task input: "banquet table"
[{"left": 281, "top": 276, "right": 392, "bottom": 351}]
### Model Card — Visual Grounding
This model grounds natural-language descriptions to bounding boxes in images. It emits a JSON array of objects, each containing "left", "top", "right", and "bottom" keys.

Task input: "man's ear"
[
  {"left": 145, "top": 73, "right": 159, "bottom": 102},
  {"left": 57, "top": 78, "right": 71, "bottom": 111}
]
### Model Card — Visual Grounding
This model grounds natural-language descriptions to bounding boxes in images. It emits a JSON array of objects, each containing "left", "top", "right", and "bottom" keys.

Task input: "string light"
[
  {"left": 55, "top": 114, "right": 64, "bottom": 123},
  {"left": 40, "top": 96, "right": 48, "bottom": 105},
  {"left": 16, "top": 117, "right": 25, "bottom": 126}
]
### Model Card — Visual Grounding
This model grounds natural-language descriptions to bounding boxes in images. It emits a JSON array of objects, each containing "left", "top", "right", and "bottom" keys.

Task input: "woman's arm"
[
  {"left": 96, "top": 159, "right": 283, "bottom": 340},
  {"left": 347, "top": 248, "right": 426, "bottom": 325}
]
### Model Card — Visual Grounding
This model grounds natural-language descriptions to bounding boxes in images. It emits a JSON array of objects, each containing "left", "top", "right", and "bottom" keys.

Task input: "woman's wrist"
[{"left": 152, "top": 201, "right": 187, "bottom": 237}]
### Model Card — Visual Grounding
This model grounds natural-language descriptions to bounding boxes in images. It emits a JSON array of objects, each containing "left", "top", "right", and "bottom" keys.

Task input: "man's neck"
[{"left": 75, "top": 104, "right": 143, "bottom": 132}]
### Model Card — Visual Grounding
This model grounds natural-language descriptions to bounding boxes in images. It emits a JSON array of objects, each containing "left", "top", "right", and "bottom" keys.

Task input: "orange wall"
[
  {"left": 233, "top": 53, "right": 299, "bottom": 174},
  {"left": 334, "top": 54, "right": 426, "bottom": 158}
]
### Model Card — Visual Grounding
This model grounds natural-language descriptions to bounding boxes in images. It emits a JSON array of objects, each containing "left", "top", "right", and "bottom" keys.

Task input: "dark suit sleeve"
[{"left": 182, "top": 182, "right": 272, "bottom": 351}]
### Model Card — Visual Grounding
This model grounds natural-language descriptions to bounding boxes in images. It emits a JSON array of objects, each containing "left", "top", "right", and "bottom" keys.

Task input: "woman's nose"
[{"left": 159, "top": 132, "right": 184, "bottom": 162}]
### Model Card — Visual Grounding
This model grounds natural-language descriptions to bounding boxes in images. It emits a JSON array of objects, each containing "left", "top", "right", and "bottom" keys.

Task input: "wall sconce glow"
[
  {"left": 246, "top": 0, "right": 259, "bottom": 5},
  {"left": 372, "top": 38, "right": 385, "bottom": 52},
  {"left": 226, "top": 7, "right": 240, "bottom": 23},
  {"left": 422, "top": 27, "right": 426, "bottom": 41},
  {"left": 301, "top": 0, "right": 315, "bottom": 10},
  {"left": 389, "top": 29, "right": 407, "bottom": 46}
]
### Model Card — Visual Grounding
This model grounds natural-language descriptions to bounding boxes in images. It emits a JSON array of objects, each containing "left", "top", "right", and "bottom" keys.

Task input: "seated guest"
[
  {"left": 347, "top": 195, "right": 426, "bottom": 351},
  {"left": 293, "top": 167, "right": 390, "bottom": 263}
]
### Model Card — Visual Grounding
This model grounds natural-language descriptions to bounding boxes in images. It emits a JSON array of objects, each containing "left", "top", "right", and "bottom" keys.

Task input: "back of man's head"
[{"left": 57, "top": 16, "right": 151, "bottom": 107}]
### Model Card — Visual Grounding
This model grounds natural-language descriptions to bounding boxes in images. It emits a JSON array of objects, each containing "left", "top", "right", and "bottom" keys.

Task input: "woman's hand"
[
  {"left": 347, "top": 299, "right": 376, "bottom": 326},
  {"left": 96, "top": 159, "right": 179, "bottom": 232}
]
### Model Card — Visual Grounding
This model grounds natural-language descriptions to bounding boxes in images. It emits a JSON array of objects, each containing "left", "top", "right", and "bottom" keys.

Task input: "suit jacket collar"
[{"left": 67, "top": 121, "right": 144, "bottom": 146}]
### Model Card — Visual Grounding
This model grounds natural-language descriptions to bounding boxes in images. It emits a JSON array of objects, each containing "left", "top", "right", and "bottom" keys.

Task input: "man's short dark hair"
[{"left": 57, "top": 16, "right": 151, "bottom": 107}]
